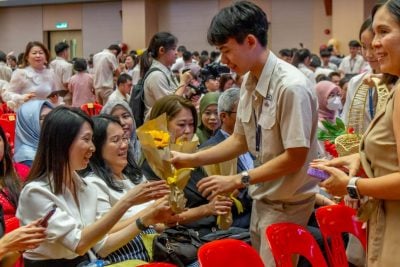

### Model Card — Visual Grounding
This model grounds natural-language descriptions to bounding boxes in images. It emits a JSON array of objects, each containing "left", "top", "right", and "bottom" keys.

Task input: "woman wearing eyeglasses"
[
  {"left": 84, "top": 114, "right": 178, "bottom": 264},
  {"left": 196, "top": 92, "right": 221, "bottom": 145}
]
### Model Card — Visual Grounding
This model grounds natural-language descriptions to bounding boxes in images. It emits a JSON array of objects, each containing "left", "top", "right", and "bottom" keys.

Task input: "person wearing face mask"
[{"left": 315, "top": 80, "right": 342, "bottom": 158}]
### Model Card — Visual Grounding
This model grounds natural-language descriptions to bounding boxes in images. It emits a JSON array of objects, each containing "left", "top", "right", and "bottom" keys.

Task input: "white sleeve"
[
  {"left": 84, "top": 176, "right": 113, "bottom": 218},
  {"left": 2, "top": 69, "right": 26, "bottom": 105},
  {"left": 16, "top": 182, "right": 107, "bottom": 253}
]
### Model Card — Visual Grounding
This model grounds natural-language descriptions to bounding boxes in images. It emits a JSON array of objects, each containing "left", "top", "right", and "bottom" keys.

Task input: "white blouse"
[
  {"left": 16, "top": 174, "right": 107, "bottom": 260},
  {"left": 3, "top": 66, "right": 58, "bottom": 109},
  {"left": 84, "top": 174, "right": 152, "bottom": 220}
]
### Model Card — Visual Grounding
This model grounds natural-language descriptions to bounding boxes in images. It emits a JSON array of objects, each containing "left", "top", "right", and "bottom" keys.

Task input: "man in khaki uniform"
[
  {"left": 171, "top": 2, "right": 319, "bottom": 266},
  {"left": 49, "top": 42, "right": 73, "bottom": 105},
  {"left": 93, "top": 44, "right": 121, "bottom": 105}
]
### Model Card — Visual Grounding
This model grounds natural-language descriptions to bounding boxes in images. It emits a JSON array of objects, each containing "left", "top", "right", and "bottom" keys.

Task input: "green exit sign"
[{"left": 55, "top": 22, "right": 68, "bottom": 29}]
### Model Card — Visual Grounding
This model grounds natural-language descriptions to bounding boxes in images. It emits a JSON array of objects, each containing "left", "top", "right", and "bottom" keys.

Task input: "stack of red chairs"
[{"left": 80, "top": 102, "right": 103, "bottom": 117}]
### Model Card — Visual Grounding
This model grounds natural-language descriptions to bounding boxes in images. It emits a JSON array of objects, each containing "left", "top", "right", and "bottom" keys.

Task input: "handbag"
[
  {"left": 200, "top": 226, "right": 251, "bottom": 244},
  {"left": 152, "top": 225, "right": 203, "bottom": 267}
]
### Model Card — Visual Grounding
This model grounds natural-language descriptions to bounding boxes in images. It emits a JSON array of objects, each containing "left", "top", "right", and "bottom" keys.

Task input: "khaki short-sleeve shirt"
[{"left": 235, "top": 52, "right": 319, "bottom": 202}]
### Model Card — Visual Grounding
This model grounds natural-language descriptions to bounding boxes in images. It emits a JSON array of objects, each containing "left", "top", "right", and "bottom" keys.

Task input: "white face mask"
[{"left": 327, "top": 96, "right": 342, "bottom": 111}]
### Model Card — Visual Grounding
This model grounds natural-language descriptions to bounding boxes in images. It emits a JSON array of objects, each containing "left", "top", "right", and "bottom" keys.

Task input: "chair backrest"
[
  {"left": 80, "top": 102, "right": 103, "bottom": 117},
  {"left": 0, "top": 113, "right": 16, "bottom": 121},
  {"left": 198, "top": 238, "right": 264, "bottom": 267},
  {"left": 0, "top": 118, "right": 16, "bottom": 150},
  {"left": 315, "top": 205, "right": 366, "bottom": 267},
  {"left": 266, "top": 223, "right": 328, "bottom": 267},
  {"left": 137, "top": 263, "right": 177, "bottom": 267}
]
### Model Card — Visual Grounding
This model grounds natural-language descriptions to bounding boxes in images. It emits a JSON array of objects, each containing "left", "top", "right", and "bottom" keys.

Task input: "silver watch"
[
  {"left": 347, "top": 177, "right": 361, "bottom": 199},
  {"left": 240, "top": 171, "right": 251, "bottom": 188}
]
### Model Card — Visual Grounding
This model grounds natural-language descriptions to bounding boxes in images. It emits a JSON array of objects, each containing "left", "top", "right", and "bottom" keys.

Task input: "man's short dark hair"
[
  {"left": 55, "top": 42, "right": 69, "bottom": 55},
  {"left": 201, "top": 50, "right": 209, "bottom": 56},
  {"left": 279, "top": 49, "right": 292, "bottom": 58},
  {"left": 0, "top": 51, "right": 6, "bottom": 63},
  {"left": 117, "top": 73, "right": 132, "bottom": 86},
  {"left": 73, "top": 58, "right": 87, "bottom": 72},
  {"left": 320, "top": 49, "right": 331, "bottom": 58},
  {"left": 309, "top": 54, "right": 321, "bottom": 68},
  {"left": 348, "top": 40, "right": 361, "bottom": 48},
  {"left": 177, "top": 45, "right": 187, "bottom": 53},
  {"left": 328, "top": 71, "right": 341, "bottom": 79},
  {"left": 207, "top": 1, "right": 268, "bottom": 47},
  {"left": 182, "top": 51, "right": 192, "bottom": 61},
  {"left": 108, "top": 44, "right": 122, "bottom": 56}
]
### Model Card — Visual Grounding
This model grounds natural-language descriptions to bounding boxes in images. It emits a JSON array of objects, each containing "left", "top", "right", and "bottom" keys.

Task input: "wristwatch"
[
  {"left": 240, "top": 171, "right": 251, "bottom": 188},
  {"left": 347, "top": 177, "right": 361, "bottom": 199}
]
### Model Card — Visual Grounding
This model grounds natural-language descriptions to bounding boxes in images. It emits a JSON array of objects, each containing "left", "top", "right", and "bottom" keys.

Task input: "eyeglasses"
[{"left": 110, "top": 135, "right": 130, "bottom": 145}]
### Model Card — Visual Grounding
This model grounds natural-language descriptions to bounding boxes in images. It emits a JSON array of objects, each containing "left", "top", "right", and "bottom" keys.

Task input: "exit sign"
[{"left": 55, "top": 22, "right": 68, "bottom": 29}]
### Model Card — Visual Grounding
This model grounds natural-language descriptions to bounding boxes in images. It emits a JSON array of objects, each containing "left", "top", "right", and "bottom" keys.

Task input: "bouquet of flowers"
[
  {"left": 202, "top": 159, "right": 243, "bottom": 230},
  {"left": 318, "top": 117, "right": 361, "bottom": 157},
  {"left": 136, "top": 113, "right": 197, "bottom": 213}
]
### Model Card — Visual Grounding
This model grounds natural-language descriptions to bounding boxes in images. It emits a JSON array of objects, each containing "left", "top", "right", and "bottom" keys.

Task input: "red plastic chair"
[
  {"left": 80, "top": 102, "right": 103, "bottom": 117},
  {"left": 315, "top": 205, "right": 367, "bottom": 267},
  {"left": 266, "top": 223, "right": 328, "bottom": 267},
  {"left": 198, "top": 238, "right": 264, "bottom": 267},
  {"left": 137, "top": 263, "right": 177, "bottom": 267},
  {"left": 0, "top": 113, "right": 16, "bottom": 121},
  {"left": 0, "top": 118, "right": 16, "bottom": 150}
]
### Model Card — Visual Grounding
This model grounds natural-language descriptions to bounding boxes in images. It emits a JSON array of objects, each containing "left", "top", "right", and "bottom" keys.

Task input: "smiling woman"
[
  {"left": 311, "top": 1, "right": 400, "bottom": 266},
  {"left": 16, "top": 106, "right": 173, "bottom": 267},
  {"left": 84, "top": 114, "right": 178, "bottom": 264},
  {"left": 372, "top": 1, "right": 400, "bottom": 77},
  {"left": 2, "top": 41, "right": 59, "bottom": 110}
]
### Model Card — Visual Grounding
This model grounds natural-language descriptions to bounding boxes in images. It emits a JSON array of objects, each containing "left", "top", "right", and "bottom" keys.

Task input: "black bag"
[
  {"left": 200, "top": 227, "right": 251, "bottom": 244},
  {"left": 153, "top": 225, "right": 203, "bottom": 267},
  {"left": 129, "top": 67, "right": 170, "bottom": 127}
]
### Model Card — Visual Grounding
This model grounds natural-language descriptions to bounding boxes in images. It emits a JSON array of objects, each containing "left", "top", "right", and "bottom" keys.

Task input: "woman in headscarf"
[
  {"left": 196, "top": 92, "right": 221, "bottom": 145},
  {"left": 14, "top": 100, "right": 53, "bottom": 167},
  {"left": 101, "top": 99, "right": 141, "bottom": 163},
  {"left": 315, "top": 80, "right": 342, "bottom": 123}
]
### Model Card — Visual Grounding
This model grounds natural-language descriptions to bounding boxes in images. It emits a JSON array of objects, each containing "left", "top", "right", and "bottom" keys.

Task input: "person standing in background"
[
  {"left": 49, "top": 42, "right": 73, "bottom": 105},
  {"left": 93, "top": 44, "right": 122, "bottom": 105}
]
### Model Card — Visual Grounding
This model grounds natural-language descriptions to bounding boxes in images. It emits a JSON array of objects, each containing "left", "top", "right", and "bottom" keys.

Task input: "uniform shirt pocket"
[{"left": 258, "top": 104, "right": 276, "bottom": 130}]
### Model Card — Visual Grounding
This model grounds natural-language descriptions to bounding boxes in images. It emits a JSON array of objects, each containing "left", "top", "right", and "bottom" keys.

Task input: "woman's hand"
[
  {"left": 123, "top": 180, "right": 170, "bottom": 206},
  {"left": 315, "top": 164, "right": 351, "bottom": 196},
  {"left": 142, "top": 198, "right": 179, "bottom": 226},
  {"left": 206, "top": 195, "right": 233, "bottom": 216},
  {"left": 0, "top": 219, "right": 46, "bottom": 252},
  {"left": 311, "top": 153, "right": 361, "bottom": 177},
  {"left": 22, "top": 92, "right": 36, "bottom": 102}
]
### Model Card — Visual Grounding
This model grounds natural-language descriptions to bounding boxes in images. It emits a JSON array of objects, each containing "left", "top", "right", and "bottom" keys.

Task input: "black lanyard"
[{"left": 254, "top": 110, "right": 261, "bottom": 155}]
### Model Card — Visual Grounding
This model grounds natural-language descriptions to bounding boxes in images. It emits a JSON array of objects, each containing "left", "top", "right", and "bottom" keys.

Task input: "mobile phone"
[
  {"left": 38, "top": 205, "right": 57, "bottom": 227},
  {"left": 307, "top": 167, "right": 330, "bottom": 181}
]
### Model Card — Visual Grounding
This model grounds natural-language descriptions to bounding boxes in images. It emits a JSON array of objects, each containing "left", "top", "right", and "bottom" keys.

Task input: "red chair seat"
[{"left": 198, "top": 238, "right": 264, "bottom": 267}]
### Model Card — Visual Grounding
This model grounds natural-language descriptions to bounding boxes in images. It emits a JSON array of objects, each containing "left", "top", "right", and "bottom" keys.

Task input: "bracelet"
[{"left": 135, "top": 217, "right": 149, "bottom": 231}]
